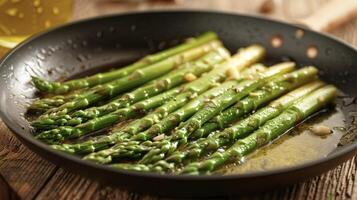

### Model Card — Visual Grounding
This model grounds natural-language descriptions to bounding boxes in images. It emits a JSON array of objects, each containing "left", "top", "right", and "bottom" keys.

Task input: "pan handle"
[{"left": 294, "top": 0, "right": 357, "bottom": 32}]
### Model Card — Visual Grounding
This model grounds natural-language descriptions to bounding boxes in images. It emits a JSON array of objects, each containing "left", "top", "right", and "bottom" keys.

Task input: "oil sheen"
[{"left": 221, "top": 108, "right": 346, "bottom": 175}]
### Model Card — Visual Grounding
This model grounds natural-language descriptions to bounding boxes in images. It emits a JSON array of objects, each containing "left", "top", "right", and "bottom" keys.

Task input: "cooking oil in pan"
[{"left": 221, "top": 108, "right": 346, "bottom": 175}]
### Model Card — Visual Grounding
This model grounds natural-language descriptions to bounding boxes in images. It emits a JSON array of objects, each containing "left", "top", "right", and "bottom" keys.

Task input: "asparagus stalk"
[
  {"left": 52, "top": 82, "right": 200, "bottom": 153},
  {"left": 37, "top": 84, "right": 183, "bottom": 131},
  {"left": 67, "top": 63, "right": 265, "bottom": 155},
  {"left": 131, "top": 61, "right": 271, "bottom": 142},
  {"left": 32, "top": 65, "right": 184, "bottom": 113},
  {"left": 166, "top": 80, "right": 324, "bottom": 165},
  {"left": 83, "top": 80, "right": 239, "bottom": 163},
  {"left": 181, "top": 85, "right": 337, "bottom": 175},
  {"left": 82, "top": 48, "right": 267, "bottom": 162},
  {"left": 138, "top": 62, "right": 295, "bottom": 164},
  {"left": 28, "top": 94, "right": 77, "bottom": 113},
  {"left": 51, "top": 86, "right": 215, "bottom": 155},
  {"left": 190, "top": 66, "right": 319, "bottom": 139},
  {"left": 38, "top": 40, "right": 220, "bottom": 117},
  {"left": 32, "top": 32, "right": 218, "bottom": 94},
  {"left": 30, "top": 77, "right": 162, "bottom": 113},
  {"left": 36, "top": 85, "right": 184, "bottom": 144},
  {"left": 52, "top": 63, "right": 266, "bottom": 155},
  {"left": 30, "top": 43, "right": 225, "bottom": 113},
  {"left": 110, "top": 80, "right": 324, "bottom": 173},
  {"left": 39, "top": 45, "right": 265, "bottom": 145},
  {"left": 110, "top": 70, "right": 323, "bottom": 173},
  {"left": 95, "top": 62, "right": 265, "bottom": 137},
  {"left": 83, "top": 64, "right": 280, "bottom": 164},
  {"left": 31, "top": 47, "right": 230, "bottom": 129}
]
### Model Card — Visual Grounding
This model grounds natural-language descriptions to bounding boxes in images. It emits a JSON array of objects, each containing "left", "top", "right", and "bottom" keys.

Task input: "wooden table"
[{"left": 0, "top": 0, "right": 356, "bottom": 199}]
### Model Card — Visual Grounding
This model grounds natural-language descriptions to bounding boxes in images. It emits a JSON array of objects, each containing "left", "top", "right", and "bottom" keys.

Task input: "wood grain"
[
  {"left": 0, "top": 0, "right": 356, "bottom": 199},
  {"left": 0, "top": 124, "right": 57, "bottom": 200}
]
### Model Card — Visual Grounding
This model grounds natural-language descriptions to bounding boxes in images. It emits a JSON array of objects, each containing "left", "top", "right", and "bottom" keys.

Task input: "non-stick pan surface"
[{"left": 0, "top": 11, "right": 356, "bottom": 197}]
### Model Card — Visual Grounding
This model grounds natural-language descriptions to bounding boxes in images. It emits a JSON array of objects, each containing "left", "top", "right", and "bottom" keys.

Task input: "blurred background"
[{"left": 1, "top": 0, "right": 356, "bottom": 58}]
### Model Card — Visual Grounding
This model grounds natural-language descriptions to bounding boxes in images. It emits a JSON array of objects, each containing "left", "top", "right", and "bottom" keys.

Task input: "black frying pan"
[{"left": 0, "top": 11, "right": 356, "bottom": 197}]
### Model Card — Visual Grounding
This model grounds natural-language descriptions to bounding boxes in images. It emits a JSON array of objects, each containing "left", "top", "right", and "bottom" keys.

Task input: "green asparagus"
[
  {"left": 81, "top": 57, "right": 268, "bottom": 161},
  {"left": 52, "top": 63, "right": 266, "bottom": 155},
  {"left": 110, "top": 71, "right": 323, "bottom": 173},
  {"left": 32, "top": 47, "right": 229, "bottom": 129},
  {"left": 30, "top": 42, "right": 224, "bottom": 113},
  {"left": 67, "top": 63, "right": 266, "bottom": 155},
  {"left": 181, "top": 85, "right": 337, "bottom": 175},
  {"left": 166, "top": 80, "right": 324, "bottom": 165},
  {"left": 32, "top": 32, "right": 218, "bottom": 94},
  {"left": 83, "top": 63, "right": 289, "bottom": 164},
  {"left": 190, "top": 66, "right": 319, "bottom": 139},
  {"left": 38, "top": 45, "right": 266, "bottom": 145},
  {"left": 138, "top": 62, "right": 295, "bottom": 164},
  {"left": 27, "top": 31, "right": 340, "bottom": 176},
  {"left": 37, "top": 40, "right": 220, "bottom": 117},
  {"left": 83, "top": 80, "right": 240, "bottom": 163}
]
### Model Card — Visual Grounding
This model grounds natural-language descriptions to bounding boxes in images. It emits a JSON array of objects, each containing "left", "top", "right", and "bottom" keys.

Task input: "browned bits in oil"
[
  {"left": 270, "top": 35, "right": 283, "bottom": 48},
  {"left": 184, "top": 73, "right": 197, "bottom": 82},
  {"left": 307, "top": 46, "right": 318, "bottom": 59},
  {"left": 310, "top": 125, "right": 332, "bottom": 136},
  {"left": 153, "top": 134, "right": 165, "bottom": 141},
  {"left": 295, "top": 29, "right": 304, "bottom": 39}
]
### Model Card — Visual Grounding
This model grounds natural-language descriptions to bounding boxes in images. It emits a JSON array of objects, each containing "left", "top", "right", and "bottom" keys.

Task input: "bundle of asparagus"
[{"left": 28, "top": 32, "right": 337, "bottom": 175}]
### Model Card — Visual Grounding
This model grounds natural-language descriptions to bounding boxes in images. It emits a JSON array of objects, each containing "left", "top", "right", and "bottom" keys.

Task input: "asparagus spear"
[
  {"left": 82, "top": 51, "right": 267, "bottom": 162},
  {"left": 132, "top": 61, "right": 275, "bottom": 142},
  {"left": 83, "top": 64, "right": 288, "bottom": 164},
  {"left": 166, "top": 80, "right": 324, "bottom": 165},
  {"left": 36, "top": 85, "right": 185, "bottom": 144},
  {"left": 190, "top": 66, "right": 319, "bottom": 139},
  {"left": 83, "top": 80, "right": 240, "bottom": 163},
  {"left": 80, "top": 81, "right": 236, "bottom": 160},
  {"left": 109, "top": 68, "right": 321, "bottom": 173},
  {"left": 32, "top": 47, "right": 229, "bottom": 129},
  {"left": 30, "top": 43, "right": 225, "bottom": 113},
  {"left": 37, "top": 40, "right": 220, "bottom": 117},
  {"left": 138, "top": 62, "right": 295, "bottom": 164},
  {"left": 52, "top": 62, "right": 266, "bottom": 155},
  {"left": 31, "top": 67, "right": 185, "bottom": 113},
  {"left": 94, "top": 62, "right": 265, "bottom": 137},
  {"left": 55, "top": 63, "right": 266, "bottom": 155},
  {"left": 28, "top": 94, "right": 76, "bottom": 113},
  {"left": 110, "top": 80, "right": 324, "bottom": 173},
  {"left": 51, "top": 86, "right": 216, "bottom": 154},
  {"left": 32, "top": 32, "right": 218, "bottom": 94},
  {"left": 36, "top": 84, "right": 182, "bottom": 131},
  {"left": 181, "top": 85, "right": 337, "bottom": 175},
  {"left": 39, "top": 45, "right": 266, "bottom": 145}
]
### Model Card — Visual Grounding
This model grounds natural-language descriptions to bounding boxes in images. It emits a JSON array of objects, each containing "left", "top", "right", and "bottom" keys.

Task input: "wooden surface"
[{"left": 1, "top": 0, "right": 357, "bottom": 199}]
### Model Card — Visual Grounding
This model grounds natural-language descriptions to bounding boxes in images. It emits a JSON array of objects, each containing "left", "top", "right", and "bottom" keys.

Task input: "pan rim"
[{"left": 0, "top": 10, "right": 356, "bottom": 181}]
